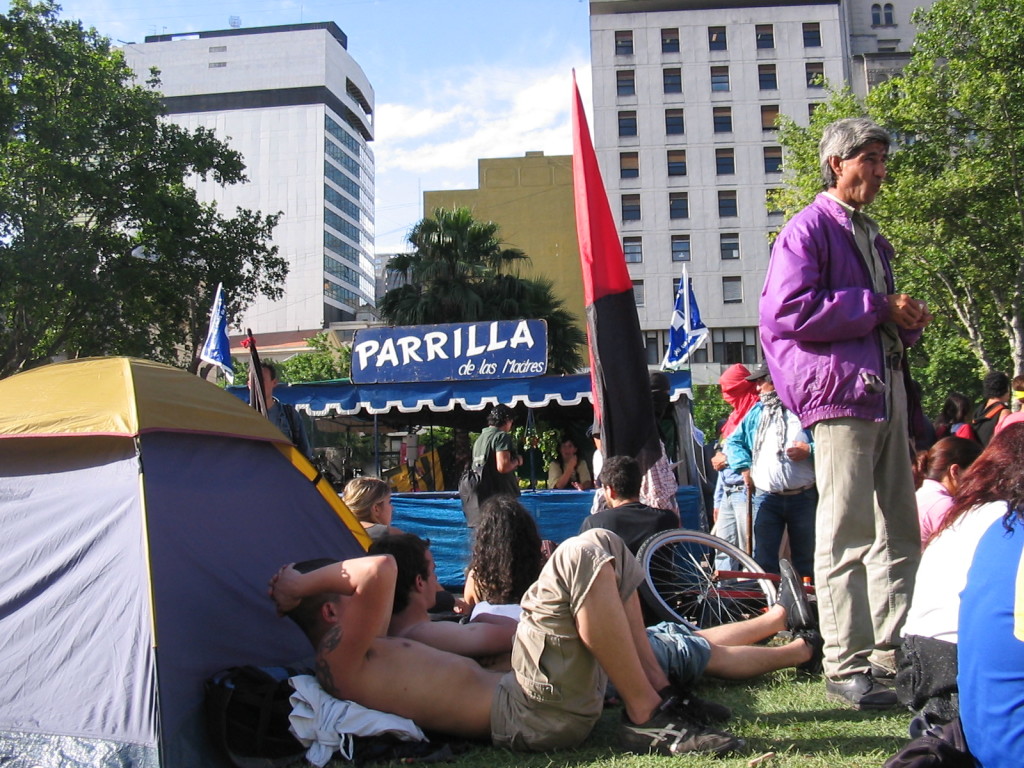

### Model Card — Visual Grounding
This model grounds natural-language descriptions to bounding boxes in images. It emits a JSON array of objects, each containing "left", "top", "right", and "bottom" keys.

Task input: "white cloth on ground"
[{"left": 288, "top": 674, "right": 426, "bottom": 767}]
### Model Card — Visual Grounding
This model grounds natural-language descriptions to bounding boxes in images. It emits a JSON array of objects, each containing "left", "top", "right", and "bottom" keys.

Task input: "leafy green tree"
[
  {"left": 0, "top": 0, "right": 285, "bottom": 377},
  {"left": 868, "top": 0, "right": 1022, "bottom": 377},
  {"left": 277, "top": 332, "right": 351, "bottom": 383},
  {"left": 380, "top": 207, "right": 586, "bottom": 374}
]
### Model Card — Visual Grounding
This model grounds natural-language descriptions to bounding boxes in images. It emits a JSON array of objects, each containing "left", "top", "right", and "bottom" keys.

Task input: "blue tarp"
[{"left": 391, "top": 487, "right": 704, "bottom": 588}]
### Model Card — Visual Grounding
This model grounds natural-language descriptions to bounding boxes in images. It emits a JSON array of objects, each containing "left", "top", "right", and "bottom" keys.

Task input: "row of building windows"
[
  {"left": 325, "top": 115, "right": 360, "bottom": 156},
  {"left": 640, "top": 325, "right": 760, "bottom": 366},
  {"left": 324, "top": 231, "right": 360, "bottom": 264},
  {"left": 625, "top": 232, "right": 750, "bottom": 263},
  {"left": 324, "top": 208, "right": 360, "bottom": 243},
  {"left": 324, "top": 253, "right": 361, "bottom": 285},
  {"left": 325, "top": 138, "right": 360, "bottom": 177},
  {"left": 615, "top": 62, "right": 824, "bottom": 99},
  {"left": 619, "top": 146, "right": 783, "bottom": 178},
  {"left": 324, "top": 184, "right": 360, "bottom": 220},
  {"left": 324, "top": 279, "right": 359, "bottom": 307},
  {"left": 631, "top": 276, "right": 745, "bottom": 308},
  {"left": 614, "top": 22, "right": 821, "bottom": 56},
  {"left": 325, "top": 161, "right": 360, "bottom": 200},
  {"left": 621, "top": 190, "right": 782, "bottom": 222},
  {"left": 618, "top": 103, "right": 810, "bottom": 137}
]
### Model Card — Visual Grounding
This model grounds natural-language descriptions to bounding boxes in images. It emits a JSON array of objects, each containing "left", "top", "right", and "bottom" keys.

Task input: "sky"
[{"left": 33, "top": 0, "right": 594, "bottom": 253}]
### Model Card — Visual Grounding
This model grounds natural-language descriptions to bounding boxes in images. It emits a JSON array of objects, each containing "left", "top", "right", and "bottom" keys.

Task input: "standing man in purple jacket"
[{"left": 759, "top": 118, "right": 932, "bottom": 710}]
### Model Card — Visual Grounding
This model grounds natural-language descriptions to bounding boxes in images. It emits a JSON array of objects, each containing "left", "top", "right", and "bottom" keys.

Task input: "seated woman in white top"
[
  {"left": 897, "top": 433, "right": 1005, "bottom": 725},
  {"left": 913, "top": 436, "right": 982, "bottom": 548}
]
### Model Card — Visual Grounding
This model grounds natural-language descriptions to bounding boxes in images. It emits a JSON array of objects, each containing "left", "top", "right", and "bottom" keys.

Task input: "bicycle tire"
[{"left": 637, "top": 529, "right": 778, "bottom": 628}]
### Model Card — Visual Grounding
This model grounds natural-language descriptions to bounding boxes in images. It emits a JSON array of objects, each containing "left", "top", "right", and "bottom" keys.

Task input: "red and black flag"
[{"left": 571, "top": 73, "right": 660, "bottom": 474}]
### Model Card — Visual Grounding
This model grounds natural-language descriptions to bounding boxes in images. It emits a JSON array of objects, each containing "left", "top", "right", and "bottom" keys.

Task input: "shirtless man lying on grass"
[
  {"left": 268, "top": 529, "right": 743, "bottom": 756},
  {"left": 370, "top": 532, "right": 820, "bottom": 723}
]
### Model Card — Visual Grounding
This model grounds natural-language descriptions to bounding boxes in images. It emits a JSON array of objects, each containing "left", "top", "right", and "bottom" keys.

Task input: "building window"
[
  {"left": 755, "top": 24, "right": 774, "bottom": 49},
  {"left": 208, "top": 45, "right": 227, "bottom": 53},
  {"left": 764, "top": 146, "right": 783, "bottom": 173},
  {"left": 766, "top": 188, "right": 783, "bottom": 216},
  {"left": 622, "top": 194, "right": 641, "bottom": 221},
  {"left": 720, "top": 233, "right": 741, "bottom": 260},
  {"left": 620, "top": 152, "right": 639, "bottom": 179},
  {"left": 669, "top": 192, "right": 689, "bottom": 219},
  {"left": 619, "top": 110, "right": 638, "bottom": 137},
  {"left": 806, "top": 62, "right": 825, "bottom": 88},
  {"left": 808, "top": 102, "right": 821, "bottom": 118},
  {"left": 759, "top": 64, "right": 778, "bottom": 90},
  {"left": 671, "top": 234, "right": 691, "bottom": 261},
  {"left": 722, "top": 276, "right": 743, "bottom": 304},
  {"left": 872, "top": 3, "right": 895, "bottom": 25},
  {"left": 718, "top": 190, "right": 738, "bottom": 218},
  {"left": 662, "top": 27, "right": 680, "bottom": 53},
  {"left": 716, "top": 148, "right": 735, "bottom": 175},
  {"left": 761, "top": 104, "right": 780, "bottom": 130},
  {"left": 708, "top": 26, "right": 727, "bottom": 51},
  {"left": 803, "top": 22, "right": 822, "bottom": 47},
  {"left": 615, "top": 30, "right": 634, "bottom": 55},
  {"left": 665, "top": 108, "right": 685, "bottom": 135},
  {"left": 667, "top": 149, "right": 687, "bottom": 176},
  {"left": 632, "top": 280, "right": 645, "bottom": 307},
  {"left": 663, "top": 67, "right": 682, "bottom": 94},
  {"left": 713, "top": 106, "right": 732, "bottom": 133},
  {"left": 617, "top": 70, "right": 636, "bottom": 96},
  {"left": 623, "top": 236, "right": 643, "bottom": 263},
  {"left": 710, "top": 65, "right": 730, "bottom": 92},
  {"left": 208, "top": 62, "right": 227, "bottom": 68},
  {"left": 712, "top": 326, "right": 759, "bottom": 363}
]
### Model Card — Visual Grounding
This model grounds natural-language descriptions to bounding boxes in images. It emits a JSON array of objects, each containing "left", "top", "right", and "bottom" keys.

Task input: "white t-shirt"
[{"left": 902, "top": 500, "right": 1007, "bottom": 642}]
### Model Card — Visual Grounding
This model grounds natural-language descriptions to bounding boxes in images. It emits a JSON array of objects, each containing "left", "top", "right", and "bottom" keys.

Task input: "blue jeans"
[
  {"left": 752, "top": 486, "right": 817, "bottom": 578},
  {"left": 607, "top": 622, "right": 712, "bottom": 697},
  {"left": 713, "top": 483, "right": 752, "bottom": 571}
]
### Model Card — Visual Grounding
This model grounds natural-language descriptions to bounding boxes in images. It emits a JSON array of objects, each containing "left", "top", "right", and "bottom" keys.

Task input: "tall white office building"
[
  {"left": 122, "top": 23, "right": 375, "bottom": 337},
  {"left": 589, "top": 0, "right": 929, "bottom": 383}
]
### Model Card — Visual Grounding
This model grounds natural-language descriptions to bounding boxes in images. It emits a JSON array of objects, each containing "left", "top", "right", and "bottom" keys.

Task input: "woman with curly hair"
[
  {"left": 898, "top": 423, "right": 1024, "bottom": 728},
  {"left": 463, "top": 495, "right": 544, "bottom": 608}
]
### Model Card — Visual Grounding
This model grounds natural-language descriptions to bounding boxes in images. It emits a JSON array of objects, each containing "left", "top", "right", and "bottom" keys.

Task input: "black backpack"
[
  {"left": 884, "top": 717, "right": 974, "bottom": 768},
  {"left": 205, "top": 665, "right": 308, "bottom": 767}
]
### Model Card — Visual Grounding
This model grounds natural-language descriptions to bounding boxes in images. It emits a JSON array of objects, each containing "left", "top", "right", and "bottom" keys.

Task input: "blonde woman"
[{"left": 342, "top": 477, "right": 404, "bottom": 542}]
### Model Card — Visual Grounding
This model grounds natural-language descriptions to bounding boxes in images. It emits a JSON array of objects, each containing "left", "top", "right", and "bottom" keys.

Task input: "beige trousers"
[{"left": 811, "top": 376, "right": 921, "bottom": 680}]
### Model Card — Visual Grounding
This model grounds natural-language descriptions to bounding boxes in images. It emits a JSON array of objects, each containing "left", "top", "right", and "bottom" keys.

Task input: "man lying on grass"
[{"left": 269, "top": 528, "right": 743, "bottom": 756}]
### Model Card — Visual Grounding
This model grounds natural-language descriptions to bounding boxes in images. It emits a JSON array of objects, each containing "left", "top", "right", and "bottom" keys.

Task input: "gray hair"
[{"left": 819, "top": 118, "right": 891, "bottom": 189}]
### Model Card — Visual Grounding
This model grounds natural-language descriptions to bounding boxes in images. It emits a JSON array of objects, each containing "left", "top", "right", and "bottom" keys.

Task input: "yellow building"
[{"left": 423, "top": 152, "right": 585, "bottom": 339}]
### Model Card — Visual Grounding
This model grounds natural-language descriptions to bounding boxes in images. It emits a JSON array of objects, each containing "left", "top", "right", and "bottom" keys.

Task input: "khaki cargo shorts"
[{"left": 490, "top": 528, "right": 644, "bottom": 751}]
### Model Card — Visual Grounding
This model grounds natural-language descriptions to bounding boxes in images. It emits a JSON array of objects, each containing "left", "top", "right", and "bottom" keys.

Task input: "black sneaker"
[
  {"left": 618, "top": 696, "right": 745, "bottom": 756},
  {"left": 660, "top": 685, "right": 732, "bottom": 724},
  {"left": 794, "top": 628, "right": 824, "bottom": 674},
  {"left": 778, "top": 559, "right": 814, "bottom": 631}
]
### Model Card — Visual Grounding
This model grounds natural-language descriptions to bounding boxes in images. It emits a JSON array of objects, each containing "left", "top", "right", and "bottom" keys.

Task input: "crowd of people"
[{"left": 262, "top": 117, "right": 1022, "bottom": 765}]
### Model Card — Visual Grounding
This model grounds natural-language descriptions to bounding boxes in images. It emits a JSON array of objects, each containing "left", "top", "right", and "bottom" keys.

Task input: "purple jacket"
[{"left": 759, "top": 194, "right": 920, "bottom": 428}]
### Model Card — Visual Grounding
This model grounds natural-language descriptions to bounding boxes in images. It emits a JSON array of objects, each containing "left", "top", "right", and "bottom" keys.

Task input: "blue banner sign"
[{"left": 351, "top": 320, "right": 548, "bottom": 384}]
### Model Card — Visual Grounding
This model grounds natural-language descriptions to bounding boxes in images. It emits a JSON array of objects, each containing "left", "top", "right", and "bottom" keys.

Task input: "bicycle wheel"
[{"left": 636, "top": 530, "right": 778, "bottom": 628}]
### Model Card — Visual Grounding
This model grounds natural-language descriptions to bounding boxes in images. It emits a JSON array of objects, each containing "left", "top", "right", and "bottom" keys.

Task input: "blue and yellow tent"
[{"left": 0, "top": 357, "right": 368, "bottom": 767}]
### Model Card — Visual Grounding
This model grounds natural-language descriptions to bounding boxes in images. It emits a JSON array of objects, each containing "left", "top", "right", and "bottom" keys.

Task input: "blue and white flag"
[
  {"left": 662, "top": 267, "right": 709, "bottom": 371},
  {"left": 199, "top": 282, "right": 234, "bottom": 381}
]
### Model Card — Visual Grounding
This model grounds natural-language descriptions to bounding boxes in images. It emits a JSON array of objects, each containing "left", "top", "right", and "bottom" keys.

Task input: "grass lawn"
[{"left": 319, "top": 670, "right": 911, "bottom": 768}]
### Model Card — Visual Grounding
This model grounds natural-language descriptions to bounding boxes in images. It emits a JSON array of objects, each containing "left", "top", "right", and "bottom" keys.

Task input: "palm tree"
[{"left": 380, "top": 207, "right": 585, "bottom": 374}]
